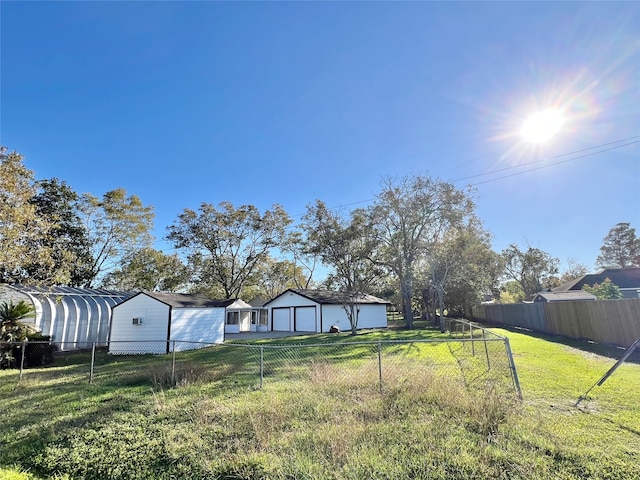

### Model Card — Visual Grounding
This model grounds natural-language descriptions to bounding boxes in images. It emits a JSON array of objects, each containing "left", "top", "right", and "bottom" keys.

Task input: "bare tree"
[{"left": 302, "top": 201, "right": 381, "bottom": 335}]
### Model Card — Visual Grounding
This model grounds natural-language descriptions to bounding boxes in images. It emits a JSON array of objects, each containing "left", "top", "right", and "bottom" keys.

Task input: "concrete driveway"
[{"left": 224, "top": 331, "right": 312, "bottom": 342}]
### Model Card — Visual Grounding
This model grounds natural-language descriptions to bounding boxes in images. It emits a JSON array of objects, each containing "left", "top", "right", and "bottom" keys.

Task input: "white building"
[
  {"left": 109, "top": 291, "right": 249, "bottom": 354},
  {"left": 0, "top": 284, "right": 133, "bottom": 350},
  {"left": 264, "top": 289, "right": 389, "bottom": 333}
]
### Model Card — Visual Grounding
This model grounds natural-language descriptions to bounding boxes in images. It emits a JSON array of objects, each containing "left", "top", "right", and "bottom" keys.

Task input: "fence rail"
[{"left": 1, "top": 320, "right": 521, "bottom": 399}]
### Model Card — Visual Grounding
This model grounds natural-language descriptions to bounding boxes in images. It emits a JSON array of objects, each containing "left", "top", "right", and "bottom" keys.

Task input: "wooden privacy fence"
[{"left": 471, "top": 299, "right": 640, "bottom": 348}]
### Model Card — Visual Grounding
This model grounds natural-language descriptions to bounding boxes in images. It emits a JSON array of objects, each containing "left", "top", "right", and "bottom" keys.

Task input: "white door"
[
  {"left": 295, "top": 306, "right": 316, "bottom": 332},
  {"left": 272, "top": 308, "right": 290, "bottom": 331}
]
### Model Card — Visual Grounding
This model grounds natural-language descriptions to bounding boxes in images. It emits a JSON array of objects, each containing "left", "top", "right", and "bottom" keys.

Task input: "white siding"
[
  {"left": 268, "top": 292, "right": 318, "bottom": 308},
  {"left": 356, "top": 304, "right": 388, "bottom": 329},
  {"left": 294, "top": 306, "right": 316, "bottom": 331},
  {"left": 109, "top": 294, "right": 170, "bottom": 354},
  {"left": 266, "top": 290, "right": 388, "bottom": 333},
  {"left": 321, "top": 305, "right": 350, "bottom": 332},
  {"left": 320, "top": 304, "right": 387, "bottom": 332},
  {"left": 170, "top": 308, "right": 225, "bottom": 352}
]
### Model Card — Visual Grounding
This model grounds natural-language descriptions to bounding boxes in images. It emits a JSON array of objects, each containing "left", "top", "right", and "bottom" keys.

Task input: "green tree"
[
  {"left": 167, "top": 202, "right": 291, "bottom": 299},
  {"left": 501, "top": 244, "right": 559, "bottom": 300},
  {"left": 596, "top": 223, "right": 640, "bottom": 269},
  {"left": 428, "top": 223, "right": 502, "bottom": 322},
  {"left": 80, "top": 188, "right": 155, "bottom": 287},
  {"left": 582, "top": 277, "right": 623, "bottom": 300},
  {"left": 28, "top": 178, "right": 93, "bottom": 286},
  {"left": 101, "top": 247, "right": 190, "bottom": 292},
  {"left": 0, "top": 147, "right": 54, "bottom": 283},
  {"left": 370, "top": 175, "right": 476, "bottom": 329},
  {"left": 0, "top": 300, "right": 36, "bottom": 368},
  {"left": 302, "top": 201, "right": 382, "bottom": 335},
  {"left": 499, "top": 280, "right": 526, "bottom": 304}
]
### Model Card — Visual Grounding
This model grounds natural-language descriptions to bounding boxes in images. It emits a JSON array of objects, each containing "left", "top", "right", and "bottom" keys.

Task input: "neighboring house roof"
[
  {"left": 264, "top": 288, "right": 391, "bottom": 306},
  {"left": 126, "top": 291, "right": 238, "bottom": 309},
  {"left": 553, "top": 267, "right": 640, "bottom": 291},
  {"left": 533, "top": 291, "right": 597, "bottom": 302},
  {"left": 247, "top": 296, "right": 268, "bottom": 308}
]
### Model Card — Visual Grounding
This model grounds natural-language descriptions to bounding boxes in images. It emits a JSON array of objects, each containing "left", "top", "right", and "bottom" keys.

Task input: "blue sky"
[{"left": 2, "top": 1, "right": 639, "bottom": 275}]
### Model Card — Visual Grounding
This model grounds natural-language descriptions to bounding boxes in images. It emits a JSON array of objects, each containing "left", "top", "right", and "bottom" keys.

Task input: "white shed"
[
  {"left": 108, "top": 292, "right": 236, "bottom": 354},
  {"left": 264, "top": 289, "right": 389, "bottom": 333}
]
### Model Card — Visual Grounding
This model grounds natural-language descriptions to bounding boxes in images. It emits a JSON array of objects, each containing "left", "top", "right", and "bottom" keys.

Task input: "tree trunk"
[
  {"left": 402, "top": 289, "right": 413, "bottom": 329},
  {"left": 351, "top": 304, "right": 358, "bottom": 336},
  {"left": 438, "top": 287, "right": 445, "bottom": 333},
  {"left": 430, "top": 289, "right": 438, "bottom": 328}
]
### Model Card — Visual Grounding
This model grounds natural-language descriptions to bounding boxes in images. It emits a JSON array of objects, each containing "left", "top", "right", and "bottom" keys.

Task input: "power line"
[
  {"left": 319, "top": 136, "right": 639, "bottom": 214},
  {"left": 468, "top": 139, "right": 640, "bottom": 186},
  {"left": 451, "top": 136, "right": 640, "bottom": 183}
]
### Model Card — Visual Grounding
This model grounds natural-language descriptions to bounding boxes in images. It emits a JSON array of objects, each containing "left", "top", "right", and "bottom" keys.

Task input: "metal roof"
[{"left": 1, "top": 284, "right": 135, "bottom": 349}]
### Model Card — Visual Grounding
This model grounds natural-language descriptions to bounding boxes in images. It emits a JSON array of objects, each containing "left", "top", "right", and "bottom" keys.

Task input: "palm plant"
[{"left": 0, "top": 300, "right": 35, "bottom": 368}]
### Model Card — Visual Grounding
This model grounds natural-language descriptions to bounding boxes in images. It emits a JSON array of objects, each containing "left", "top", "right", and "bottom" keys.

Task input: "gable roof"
[
  {"left": 264, "top": 288, "right": 390, "bottom": 306},
  {"left": 533, "top": 291, "right": 597, "bottom": 302},
  {"left": 553, "top": 267, "right": 640, "bottom": 291},
  {"left": 126, "top": 291, "right": 237, "bottom": 309}
]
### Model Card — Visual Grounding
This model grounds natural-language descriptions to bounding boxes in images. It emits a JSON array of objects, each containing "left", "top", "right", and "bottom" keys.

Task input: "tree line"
[{"left": 2, "top": 146, "right": 639, "bottom": 329}]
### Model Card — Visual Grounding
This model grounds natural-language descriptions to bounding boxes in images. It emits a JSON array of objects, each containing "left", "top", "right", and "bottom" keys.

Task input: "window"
[
  {"left": 132, "top": 317, "right": 143, "bottom": 325},
  {"left": 226, "top": 311, "right": 239, "bottom": 325},
  {"left": 259, "top": 309, "right": 268, "bottom": 326}
]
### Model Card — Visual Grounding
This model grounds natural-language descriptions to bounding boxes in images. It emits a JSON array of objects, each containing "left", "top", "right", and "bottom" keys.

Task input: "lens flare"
[{"left": 521, "top": 109, "right": 565, "bottom": 143}]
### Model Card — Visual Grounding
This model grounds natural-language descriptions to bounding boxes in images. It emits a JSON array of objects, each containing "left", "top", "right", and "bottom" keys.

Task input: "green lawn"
[{"left": 1, "top": 324, "right": 638, "bottom": 480}]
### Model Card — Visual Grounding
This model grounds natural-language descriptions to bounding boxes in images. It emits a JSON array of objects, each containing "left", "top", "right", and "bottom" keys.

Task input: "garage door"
[
  {"left": 295, "top": 306, "right": 316, "bottom": 332},
  {"left": 272, "top": 308, "right": 290, "bottom": 331}
]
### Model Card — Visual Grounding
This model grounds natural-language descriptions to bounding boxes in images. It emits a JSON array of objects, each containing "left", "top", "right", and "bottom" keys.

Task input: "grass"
[{"left": 1, "top": 323, "right": 639, "bottom": 479}]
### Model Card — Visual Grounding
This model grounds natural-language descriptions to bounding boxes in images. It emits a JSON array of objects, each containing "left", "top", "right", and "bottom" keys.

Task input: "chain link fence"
[{"left": 0, "top": 319, "right": 521, "bottom": 398}]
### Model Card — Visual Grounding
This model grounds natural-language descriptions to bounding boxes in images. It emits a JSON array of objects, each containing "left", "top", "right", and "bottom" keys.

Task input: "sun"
[{"left": 521, "top": 109, "right": 565, "bottom": 143}]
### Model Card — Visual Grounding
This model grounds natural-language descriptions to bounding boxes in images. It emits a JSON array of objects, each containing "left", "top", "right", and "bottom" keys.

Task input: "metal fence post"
[
  {"left": 504, "top": 338, "right": 522, "bottom": 400},
  {"left": 482, "top": 330, "right": 491, "bottom": 370},
  {"left": 171, "top": 341, "right": 176, "bottom": 387},
  {"left": 260, "top": 346, "right": 264, "bottom": 390},
  {"left": 470, "top": 324, "right": 475, "bottom": 356},
  {"left": 377, "top": 340, "right": 383, "bottom": 392},
  {"left": 90, "top": 342, "right": 96, "bottom": 384},
  {"left": 19, "top": 340, "right": 26, "bottom": 382}
]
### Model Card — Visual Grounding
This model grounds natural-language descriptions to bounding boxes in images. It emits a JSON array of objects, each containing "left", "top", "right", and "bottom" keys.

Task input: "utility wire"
[
  {"left": 468, "top": 139, "right": 640, "bottom": 186},
  {"left": 321, "top": 136, "right": 639, "bottom": 213},
  {"left": 451, "top": 135, "right": 640, "bottom": 183}
]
